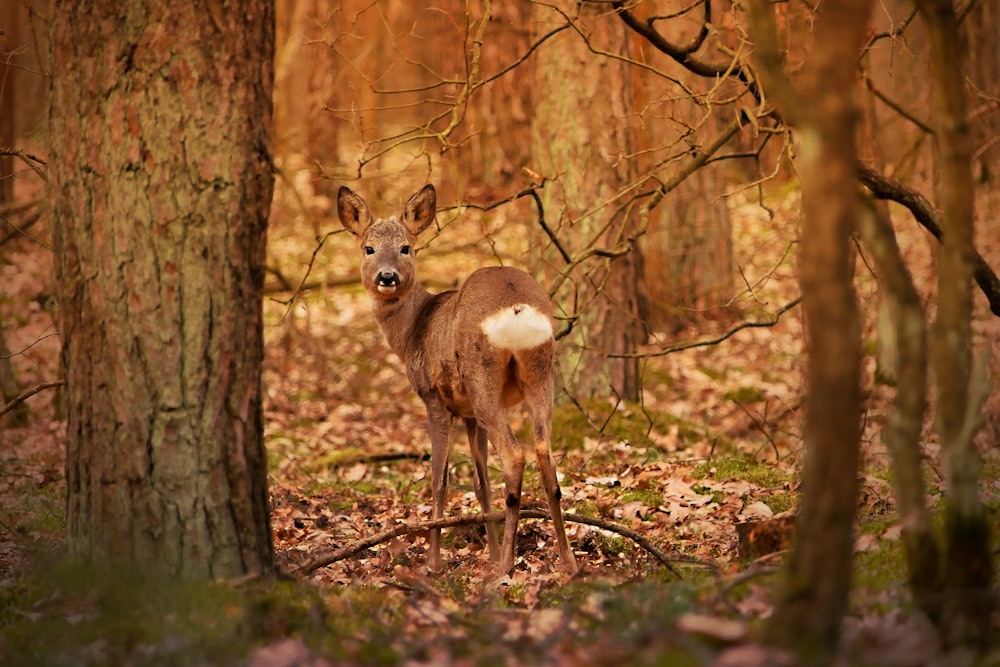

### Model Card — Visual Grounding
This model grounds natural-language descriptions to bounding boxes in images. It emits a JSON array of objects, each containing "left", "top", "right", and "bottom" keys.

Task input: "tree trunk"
[
  {"left": 531, "top": 2, "right": 644, "bottom": 401},
  {"left": 49, "top": 0, "right": 275, "bottom": 579},
  {"left": 0, "top": 0, "right": 47, "bottom": 206},
  {"left": 916, "top": 0, "right": 994, "bottom": 647},
  {"left": 746, "top": 0, "right": 871, "bottom": 659},
  {"left": 856, "top": 199, "right": 940, "bottom": 622},
  {"left": 962, "top": 0, "right": 1000, "bottom": 184}
]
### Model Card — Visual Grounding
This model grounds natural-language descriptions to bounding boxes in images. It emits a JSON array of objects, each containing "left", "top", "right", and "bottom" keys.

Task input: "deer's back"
[{"left": 405, "top": 266, "right": 554, "bottom": 419}]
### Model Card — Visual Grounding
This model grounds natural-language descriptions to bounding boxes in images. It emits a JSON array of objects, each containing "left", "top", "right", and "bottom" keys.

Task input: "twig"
[
  {"left": 0, "top": 380, "right": 63, "bottom": 420},
  {"left": 264, "top": 275, "right": 358, "bottom": 295},
  {"left": 609, "top": 297, "right": 802, "bottom": 359},
  {"left": 0, "top": 147, "right": 48, "bottom": 182},
  {"left": 295, "top": 509, "right": 693, "bottom": 577},
  {"left": 0, "top": 206, "right": 46, "bottom": 249},
  {"left": 0, "top": 331, "right": 61, "bottom": 359},
  {"left": 273, "top": 230, "right": 343, "bottom": 315}
]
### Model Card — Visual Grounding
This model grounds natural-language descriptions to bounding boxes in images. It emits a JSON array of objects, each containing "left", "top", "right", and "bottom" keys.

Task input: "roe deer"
[{"left": 337, "top": 184, "right": 577, "bottom": 575}]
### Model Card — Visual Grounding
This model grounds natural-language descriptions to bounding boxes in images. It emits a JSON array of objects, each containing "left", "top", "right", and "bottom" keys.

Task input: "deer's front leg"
[{"left": 425, "top": 402, "right": 453, "bottom": 572}]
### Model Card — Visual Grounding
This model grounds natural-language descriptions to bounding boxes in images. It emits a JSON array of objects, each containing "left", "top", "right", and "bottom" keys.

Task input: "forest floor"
[{"left": 2, "top": 175, "right": 1000, "bottom": 666}]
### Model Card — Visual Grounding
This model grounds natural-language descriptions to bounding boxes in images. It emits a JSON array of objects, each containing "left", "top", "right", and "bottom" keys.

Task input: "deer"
[{"left": 337, "top": 184, "right": 577, "bottom": 576}]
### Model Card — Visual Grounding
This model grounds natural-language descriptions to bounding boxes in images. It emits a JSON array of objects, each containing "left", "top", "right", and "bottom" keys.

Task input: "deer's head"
[{"left": 337, "top": 185, "right": 436, "bottom": 301}]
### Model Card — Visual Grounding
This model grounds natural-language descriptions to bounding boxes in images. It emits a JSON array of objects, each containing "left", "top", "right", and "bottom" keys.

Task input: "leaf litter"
[{"left": 2, "top": 182, "right": 999, "bottom": 664}]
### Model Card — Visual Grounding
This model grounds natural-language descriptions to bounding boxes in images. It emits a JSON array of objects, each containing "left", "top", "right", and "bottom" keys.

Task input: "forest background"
[{"left": 1, "top": 0, "right": 999, "bottom": 665}]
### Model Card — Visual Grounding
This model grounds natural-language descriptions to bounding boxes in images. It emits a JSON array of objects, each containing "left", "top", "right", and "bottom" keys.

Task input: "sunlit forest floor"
[{"left": 2, "top": 174, "right": 1000, "bottom": 665}]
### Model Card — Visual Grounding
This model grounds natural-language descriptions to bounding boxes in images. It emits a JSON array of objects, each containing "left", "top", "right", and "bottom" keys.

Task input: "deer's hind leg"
[
  {"left": 463, "top": 355, "right": 525, "bottom": 575},
  {"left": 517, "top": 347, "right": 577, "bottom": 573}
]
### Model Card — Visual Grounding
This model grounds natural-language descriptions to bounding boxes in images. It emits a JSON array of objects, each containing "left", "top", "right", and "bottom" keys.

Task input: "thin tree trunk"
[
  {"left": 916, "top": 0, "right": 994, "bottom": 647},
  {"left": 746, "top": 0, "right": 872, "bottom": 658},
  {"left": 856, "top": 199, "right": 940, "bottom": 621},
  {"left": 50, "top": 0, "right": 275, "bottom": 579}
]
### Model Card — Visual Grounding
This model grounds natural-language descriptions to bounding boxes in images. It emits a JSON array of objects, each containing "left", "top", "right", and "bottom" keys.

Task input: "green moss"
[
  {"left": 851, "top": 536, "right": 908, "bottom": 613},
  {"left": 723, "top": 386, "right": 766, "bottom": 403},
  {"left": 693, "top": 455, "right": 790, "bottom": 489},
  {"left": 0, "top": 561, "right": 330, "bottom": 665},
  {"left": 697, "top": 366, "right": 726, "bottom": 381},
  {"left": 619, "top": 488, "right": 663, "bottom": 508},
  {"left": 551, "top": 398, "right": 716, "bottom": 457}
]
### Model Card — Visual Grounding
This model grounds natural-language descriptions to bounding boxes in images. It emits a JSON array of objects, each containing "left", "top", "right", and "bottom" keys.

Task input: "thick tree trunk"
[
  {"left": 747, "top": 0, "right": 872, "bottom": 659},
  {"left": 531, "top": 2, "right": 644, "bottom": 400},
  {"left": 49, "top": 0, "right": 275, "bottom": 578}
]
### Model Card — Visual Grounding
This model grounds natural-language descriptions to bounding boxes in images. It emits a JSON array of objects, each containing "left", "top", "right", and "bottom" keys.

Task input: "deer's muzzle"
[{"left": 376, "top": 270, "right": 400, "bottom": 294}]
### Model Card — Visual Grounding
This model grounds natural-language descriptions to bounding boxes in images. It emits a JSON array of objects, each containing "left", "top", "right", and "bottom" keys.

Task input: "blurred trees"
[
  {"left": 917, "top": 0, "right": 995, "bottom": 646},
  {"left": 267, "top": 0, "right": 998, "bottom": 657},
  {"left": 49, "top": 0, "right": 275, "bottom": 578},
  {"left": 746, "top": 0, "right": 870, "bottom": 656},
  {"left": 1, "top": 0, "right": 996, "bottom": 655}
]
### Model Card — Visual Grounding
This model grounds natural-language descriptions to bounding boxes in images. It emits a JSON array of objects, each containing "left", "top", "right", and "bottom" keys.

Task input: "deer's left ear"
[
  {"left": 338, "top": 186, "right": 373, "bottom": 236},
  {"left": 404, "top": 184, "right": 436, "bottom": 236}
]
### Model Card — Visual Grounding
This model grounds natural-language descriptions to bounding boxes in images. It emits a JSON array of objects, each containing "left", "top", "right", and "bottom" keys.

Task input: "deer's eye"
[
  {"left": 364, "top": 246, "right": 375, "bottom": 256},
  {"left": 400, "top": 245, "right": 411, "bottom": 255}
]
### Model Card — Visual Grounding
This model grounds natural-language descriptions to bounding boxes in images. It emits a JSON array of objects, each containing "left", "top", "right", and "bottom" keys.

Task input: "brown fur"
[{"left": 337, "top": 184, "right": 576, "bottom": 575}]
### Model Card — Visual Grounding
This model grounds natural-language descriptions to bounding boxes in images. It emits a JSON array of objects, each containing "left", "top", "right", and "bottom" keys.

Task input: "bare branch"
[
  {"left": 857, "top": 164, "right": 1000, "bottom": 316},
  {"left": 609, "top": 0, "right": 761, "bottom": 104},
  {"left": 0, "top": 381, "right": 62, "bottom": 421},
  {"left": 610, "top": 297, "right": 801, "bottom": 359},
  {"left": 0, "top": 147, "right": 48, "bottom": 182},
  {"left": 0, "top": 331, "right": 61, "bottom": 359},
  {"left": 863, "top": 75, "right": 935, "bottom": 135},
  {"left": 274, "top": 230, "right": 344, "bottom": 316}
]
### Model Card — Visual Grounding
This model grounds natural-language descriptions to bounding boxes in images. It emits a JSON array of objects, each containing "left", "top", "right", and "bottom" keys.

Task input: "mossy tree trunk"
[
  {"left": 746, "top": 0, "right": 872, "bottom": 659},
  {"left": 49, "top": 0, "right": 276, "bottom": 579}
]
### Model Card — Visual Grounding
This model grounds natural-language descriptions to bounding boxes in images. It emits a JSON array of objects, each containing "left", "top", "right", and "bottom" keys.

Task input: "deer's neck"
[{"left": 371, "top": 283, "right": 434, "bottom": 357}]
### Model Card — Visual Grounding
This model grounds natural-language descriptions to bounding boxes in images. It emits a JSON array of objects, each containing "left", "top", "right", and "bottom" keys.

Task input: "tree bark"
[
  {"left": 915, "top": 0, "right": 994, "bottom": 647},
  {"left": 50, "top": 0, "right": 275, "bottom": 578},
  {"left": 746, "top": 0, "right": 872, "bottom": 658},
  {"left": 531, "top": 1, "right": 644, "bottom": 400}
]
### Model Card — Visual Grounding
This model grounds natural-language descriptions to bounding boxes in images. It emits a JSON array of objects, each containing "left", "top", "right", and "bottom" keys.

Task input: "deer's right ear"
[
  {"left": 338, "top": 186, "right": 372, "bottom": 236},
  {"left": 404, "top": 184, "right": 436, "bottom": 236}
]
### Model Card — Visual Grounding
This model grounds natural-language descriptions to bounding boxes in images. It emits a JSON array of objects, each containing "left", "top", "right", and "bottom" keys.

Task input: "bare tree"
[{"left": 49, "top": 0, "right": 275, "bottom": 578}]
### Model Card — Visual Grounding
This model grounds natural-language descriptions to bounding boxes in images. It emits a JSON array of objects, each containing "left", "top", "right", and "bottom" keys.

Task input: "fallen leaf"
[
  {"left": 854, "top": 533, "right": 879, "bottom": 553},
  {"left": 739, "top": 501, "right": 773, "bottom": 520},
  {"left": 677, "top": 612, "right": 747, "bottom": 642}
]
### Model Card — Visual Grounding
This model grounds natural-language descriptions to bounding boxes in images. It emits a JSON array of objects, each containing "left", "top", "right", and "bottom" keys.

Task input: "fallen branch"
[
  {"left": 330, "top": 452, "right": 430, "bottom": 467},
  {"left": 295, "top": 509, "right": 695, "bottom": 578},
  {"left": 0, "top": 380, "right": 63, "bottom": 421}
]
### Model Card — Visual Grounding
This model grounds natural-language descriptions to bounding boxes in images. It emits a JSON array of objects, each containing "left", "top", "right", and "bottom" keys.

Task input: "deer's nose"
[{"left": 377, "top": 270, "right": 400, "bottom": 286}]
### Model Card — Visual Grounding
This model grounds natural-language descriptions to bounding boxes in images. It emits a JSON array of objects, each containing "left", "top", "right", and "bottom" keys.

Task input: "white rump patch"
[{"left": 480, "top": 304, "right": 553, "bottom": 350}]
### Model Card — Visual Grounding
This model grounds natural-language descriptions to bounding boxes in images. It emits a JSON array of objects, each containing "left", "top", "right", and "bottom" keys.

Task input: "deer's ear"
[
  {"left": 404, "top": 184, "right": 436, "bottom": 236},
  {"left": 338, "top": 186, "right": 372, "bottom": 236}
]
